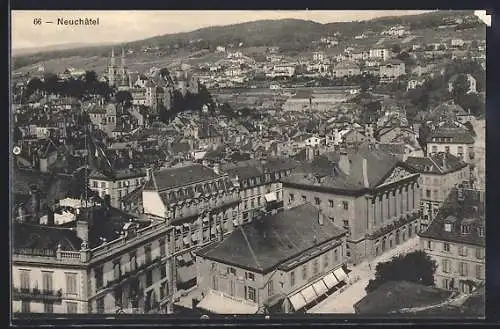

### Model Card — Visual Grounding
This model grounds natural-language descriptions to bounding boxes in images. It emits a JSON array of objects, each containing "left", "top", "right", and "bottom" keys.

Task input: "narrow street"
[{"left": 308, "top": 236, "right": 420, "bottom": 314}]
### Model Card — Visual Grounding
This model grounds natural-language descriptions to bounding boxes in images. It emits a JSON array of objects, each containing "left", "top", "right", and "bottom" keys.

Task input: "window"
[
  {"left": 44, "top": 302, "right": 53, "bottom": 313},
  {"left": 459, "top": 262, "right": 469, "bottom": 276},
  {"left": 212, "top": 276, "right": 218, "bottom": 290},
  {"left": 94, "top": 266, "right": 104, "bottom": 289},
  {"left": 92, "top": 181, "right": 98, "bottom": 188},
  {"left": 476, "top": 265, "right": 484, "bottom": 280},
  {"left": 442, "top": 278, "right": 449, "bottom": 290},
  {"left": 427, "top": 240, "right": 433, "bottom": 250},
  {"left": 343, "top": 220, "right": 349, "bottom": 228},
  {"left": 245, "top": 272, "right": 255, "bottom": 281},
  {"left": 268, "top": 280, "right": 274, "bottom": 296},
  {"left": 478, "top": 226, "right": 484, "bottom": 237},
  {"left": 161, "top": 264, "right": 167, "bottom": 278},
  {"left": 458, "top": 146, "right": 463, "bottom": 154},
  {"left": 118, "top": 181, "right": 122, "bottom": 188},
  {"left": 113, "top": 260, "right": 121, "bottom": 280},
  {"left": 114, "top": 286, "right": 122, "bottom": 307},
  {"left": 145, "top": 244, "right": 152, "bottom": 263},
  {"left": 444, "top": 223, "right": 452, "bottom": 232},
  {"left": 289, "top": 194, "right": 295, "bottom": 201},
  {"left": 323, "top": 253, "right": 329, "bottom": 268},
  {"left": 66, "top": 273, "right": 77, "bottom": 295},
  {"left": 227, "top": 267, "right": 237, "bottom": 276},
  {"left": 160, "top": 282, "right": 166, "bottom": 300},
  {"left": 19, "top": 270, "right": 30, "bottom": 291},
  {"left": 445, "top": 146, "right": 450, "bottom": 153},
  {"left": 146, "top": 270, "right": 153, "bottom": 287},
  {"left": 159, "top": 239, "right": 166, "bottom": 257},
  {"left": 129, "top": 252, "right": 137, "bottom": 270},
  {"left": 432, "top": 146, "right": 437, "bottom": 153},
  {"left": 246, "top": 286, "right": 256, "bottom": 302},
  {"left": 334, "top": 249, "right": 338, "bottom": 262},
  {"left": 442, "top": 259, "right": 451, "bottom": 273},
  {"left": 476, "top": 248, "right": 485, "bottom": 259},
  {"left": 426, "top": 190, "right": 431, "bottom": 198},
  {"left": 100, "top": 182, "right": 106, "bottom": 188},
  {"left": 312, "top": 259, "right": 319, "bottom": 275},
  {"left": 343, "top": 201, "right": 349, "bottom": 210},
  {"left": 302, "top": 195, "right": 307, "bottom": 202},
  {"left": 21, "top": 301, "right": 30, "bottom": 313},
  {"left": 96, "top": 297, "right": 105, "bottom": 314},
  {"left": 314, "top": 197, "right": 321, "bottom": 205},
  {"left": 458, "top": 246, "right": 468, "bottom": 257},
  {"left": 42, "top": 271, "right": 53, "bottom": 293},
  {"left": 443, "top": 243, "right": 450, "bottom": 252},
  {"left": 290, "top": 271, "right": 295, "bottom": 287},
  {"left": 461, "top": 225, "right": 470, "bottom": 234},
  {"left": 302, "top": 265, "right": 308, "bottom": 280},
  {"left": 329, "top": 200, "right": 334, "bottom": 208}
]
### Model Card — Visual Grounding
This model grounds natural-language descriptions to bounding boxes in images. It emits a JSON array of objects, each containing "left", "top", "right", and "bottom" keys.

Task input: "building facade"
[
  {"left": 195, "top": 204, "right": 348, "bottom": 314},
  {"left": 426, "top": 127, "right": 475, "bottom": 163},
  {"left": 418, "top": 188, "right": 485, "bottom": 294},
  {"left": 406, "top": 153, "right": 469, "bottom": 230},
  {"left": 142, "top": 164, "right": 241, "bottom": 297},
  {"left": 283, "top": 149, "right": 422, "bottom": 265}
]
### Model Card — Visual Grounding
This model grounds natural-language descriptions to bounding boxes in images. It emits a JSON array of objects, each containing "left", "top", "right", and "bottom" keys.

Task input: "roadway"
[{"left": 308, "top": 236, "right": 420, "bottom": 314}]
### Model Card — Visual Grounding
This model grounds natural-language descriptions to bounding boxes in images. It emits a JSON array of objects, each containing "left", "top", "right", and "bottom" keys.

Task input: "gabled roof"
[
  {"left": 406, "top": 153, "right": 468, "bottom": 174},
  {"left": 144, "top": 164, "right": 222, "bottom": 191},
  {"left": 196, "top": 204, "right": 347, "bottom": 273}
]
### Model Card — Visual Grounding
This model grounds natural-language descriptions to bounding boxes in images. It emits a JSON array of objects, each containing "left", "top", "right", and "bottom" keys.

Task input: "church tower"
[{"left": 108, "top": 48, "right": 117, "bottom": 86}]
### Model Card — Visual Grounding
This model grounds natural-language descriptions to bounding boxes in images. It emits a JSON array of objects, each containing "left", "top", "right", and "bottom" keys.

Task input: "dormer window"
[
  {"left": 444, "top": 223, "right": 452, "bottom": 232},
  {"left": 461, "top": 224, "right": 470, "bottom": 234}
]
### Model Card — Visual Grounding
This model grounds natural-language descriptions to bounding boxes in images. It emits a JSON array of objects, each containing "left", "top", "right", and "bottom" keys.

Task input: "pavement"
[{"left": 308, "top": 236, "right": 420, "bottom": 314}]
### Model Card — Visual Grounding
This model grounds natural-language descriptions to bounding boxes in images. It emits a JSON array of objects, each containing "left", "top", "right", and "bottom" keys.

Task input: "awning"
[
  {"left": 289, "top": 292, "right": 307, "bottom": 311},
  {"left": 175, "top": 226, "right": 182, "bottom": 231},
  {"left": 333, "top": 267, "right": 347, "bottom": 282},
  {"left": 323, "top": 273, "right": 339, "bottom": 289},
  {"left": 197, "top": 290, "right": 259, "bottom": 314},
  {"left": 183, "top": 223, "right": 190, "bottom": 228},
  {"left": 203, "top": 218, "right": 209, "bottom": 223},
  {"left": 233, "top": 220, "right": 239, "bottom": 226},
  {"left": 211, "top": 227, "right": 216, "bottom": 235},
  {"left": 300, "top": 286, "right": 317, "bottom": 304},
  {"left": 312, "top": 280, "right": 329, "bottom": 296},
  {"left": 183, "top": 237, "right": 190, "bottom": 245},
  {"left": 191, "top": 234, "right": 198, "bottom": 241},
  {"left": 176, "top": 255, "right": 183, "bottom": 262},
  {"left": 265, "top": 192, "right": 277, "bottom": 202}
]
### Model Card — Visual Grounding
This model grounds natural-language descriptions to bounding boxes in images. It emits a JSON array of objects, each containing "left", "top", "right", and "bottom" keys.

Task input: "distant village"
[{"left": 11, "top": 12, "right": 485, "bottom": 317}]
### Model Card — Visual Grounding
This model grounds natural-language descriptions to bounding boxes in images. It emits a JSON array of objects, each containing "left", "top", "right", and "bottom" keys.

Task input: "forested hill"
[{"left": 13, "top": 10, "right": 477, "bottom": 69}]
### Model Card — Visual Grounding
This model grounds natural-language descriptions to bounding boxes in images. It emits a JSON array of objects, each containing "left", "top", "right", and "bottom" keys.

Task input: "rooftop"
[
  {"left": 144, "top": 164, "right": 223, "bottom": 192},
  {"left": 196, "top": 203, "right": 347, "bottom": 273},
  {"left": 406, "top": 153, "right": 468, "bottom": 174},
  {"left": 354, "top": 281, "right": 452, "bottom": 315},
  {"left": 427, "top": 127, "right": 475, "bottom": 144},
  {"left": 419, "top": 188, "right": 485, "bottom": 247}
]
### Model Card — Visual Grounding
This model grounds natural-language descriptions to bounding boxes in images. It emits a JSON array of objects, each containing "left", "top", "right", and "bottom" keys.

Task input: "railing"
[
  {"left": 58, "top": 251, "right": 81, "bottom": 259},
  {"left": 91, "top": 222, "right": 169, "bottom": 260},
  {"left": 103, "top": 255, "right": 163, "bottom": 291},
  {"left": 12, "top": 287, "right": 63, "bottom": 302}
]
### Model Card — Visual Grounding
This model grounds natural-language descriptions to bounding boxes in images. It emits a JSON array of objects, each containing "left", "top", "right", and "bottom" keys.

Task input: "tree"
[
  {"left": 391, "top": 44, "right": 402, "bottom": 54},
  {"left": 451, "top": 74, "right": 470, "bottom": 102},
  {"left": 365, "top": 250, "right": 437, "bottom": 293},
  {"left": 417, "top": 122, "right": 432, "bottom": 151},
  {"left": 115, "top": 90, "right": 133, "bottom": 108},
  {"left": 464, "top": 121, "right": 476, "bottom": 137},
  {"left": 26, "top": 77, "right": 43, "bottom": 96}
]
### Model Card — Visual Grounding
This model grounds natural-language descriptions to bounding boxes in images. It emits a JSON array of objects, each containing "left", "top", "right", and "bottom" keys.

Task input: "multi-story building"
[
  {"left": 406, "top": 153, "right": 469, "bottom": 230},
  {"left": 418, "top": 188, "right": 485, "bottom": 294},
  {"left": 86, "top": 102, "right": 117, "bottom": 136},
  {"left": 369, "top": 48, "right": 391, "bottom": 61},
  {"left": 332, "top": 63, "right": 361, "bottom": 79},
  {"left": 89, "top": 168, "right": 148, "bottom": 209},
  {"left": 220, "top": 158, "right": 299, "bottom": 223},
  {"left": 379, "top": 60, "right": 406, "bottom": 83},
  {"left": 12, "top": 203, "right": 174, "bottom": 314},
  {"left": 141, "top": 164, "right": 241, "bottom": 295},
  {"left": 426, "top": 126, "right": 475, "bottom": 163},
  {"left": 195, "top": 204, "right": 348, "bottom": 314},
  {"left": 282, "top": 148, "right": 422, "bottom": 265}
]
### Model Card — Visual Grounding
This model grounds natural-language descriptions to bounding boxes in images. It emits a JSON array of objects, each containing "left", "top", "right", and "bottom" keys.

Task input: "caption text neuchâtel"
[{"left": 57, "top": 18, "right": 100, "bottom": 26}]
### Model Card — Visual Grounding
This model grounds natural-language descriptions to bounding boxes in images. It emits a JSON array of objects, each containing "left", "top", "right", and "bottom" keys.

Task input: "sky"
[{"left": 11, "top": 10, "right": 435, "bottom": 50}]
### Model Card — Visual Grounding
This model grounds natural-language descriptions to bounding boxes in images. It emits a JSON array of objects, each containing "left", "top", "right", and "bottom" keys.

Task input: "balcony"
[
  {"left": 103, "top": 255, "right": 163, "bottom": 291},
  {"left": 12, "top": 287, "right": 63, "bottom": 302}
]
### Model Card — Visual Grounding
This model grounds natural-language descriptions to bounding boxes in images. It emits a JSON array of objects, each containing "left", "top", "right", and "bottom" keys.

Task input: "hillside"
[{"left": 12, "top": 10, "right": 479, "bottom": 71}]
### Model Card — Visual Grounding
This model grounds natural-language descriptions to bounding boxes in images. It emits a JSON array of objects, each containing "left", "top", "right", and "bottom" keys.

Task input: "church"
[{"left": 106, "top": 48, "right": 130, "bottom": 90}]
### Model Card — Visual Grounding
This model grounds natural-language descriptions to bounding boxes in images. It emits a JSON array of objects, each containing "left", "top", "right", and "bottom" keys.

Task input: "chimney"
[
  {"left": 29, "top": 185, "right": 40, "bottom": 222},
  {"left": 338, "top": 151, "right": 350, "bottom": 175},
  {"left": 363, "top": 158, "right": 370, "bottom": 188},
  {"left": 46, "top": 205, "right": 55, "bottom": 226},
  {"left": 318, "top": 209, "right": 324, "bottom": 226},
  {"left": 76, "top": 220, "right": 89, "bottom": 242}
]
